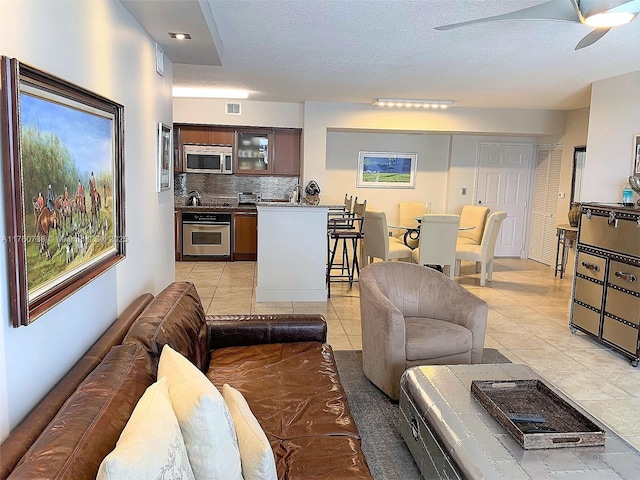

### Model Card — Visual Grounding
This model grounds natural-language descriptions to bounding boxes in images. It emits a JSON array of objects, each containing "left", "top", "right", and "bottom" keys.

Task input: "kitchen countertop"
[
  {"left": 177, "top": 204, "right": 257, "bottom": 212},
  {"left": 257, "top": 195, "right": 343, "bottom": 209}
]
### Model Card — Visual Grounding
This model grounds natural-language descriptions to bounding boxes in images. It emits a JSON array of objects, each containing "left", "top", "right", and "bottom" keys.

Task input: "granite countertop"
[{"left": 257, "top": 195, "right": 343, "bottom": 209}]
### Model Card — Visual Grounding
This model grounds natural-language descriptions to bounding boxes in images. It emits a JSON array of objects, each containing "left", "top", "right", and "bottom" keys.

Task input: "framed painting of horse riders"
[{"left": 1, "top": 57, "right": 125, "bottom": 327}]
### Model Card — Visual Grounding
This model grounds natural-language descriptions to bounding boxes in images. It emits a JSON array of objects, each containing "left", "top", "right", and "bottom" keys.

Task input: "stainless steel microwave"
[{"left": 184, "top": 144, "right": 233, "bottom": 174}]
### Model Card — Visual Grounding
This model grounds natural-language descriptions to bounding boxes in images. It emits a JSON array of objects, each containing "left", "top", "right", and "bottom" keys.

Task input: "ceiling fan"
[{"left": 435, "top": 0, "right": 640, "bottom": 50}]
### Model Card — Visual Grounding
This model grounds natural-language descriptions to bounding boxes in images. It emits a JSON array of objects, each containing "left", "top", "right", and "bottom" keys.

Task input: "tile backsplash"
[{"left": 174, "top": 173, "right": 300, "bottom": 203}]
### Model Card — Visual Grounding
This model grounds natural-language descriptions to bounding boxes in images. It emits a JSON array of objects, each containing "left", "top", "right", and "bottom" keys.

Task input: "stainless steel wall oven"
[{"left": 182, "top": 212, "right": 231, "bottom": 257}]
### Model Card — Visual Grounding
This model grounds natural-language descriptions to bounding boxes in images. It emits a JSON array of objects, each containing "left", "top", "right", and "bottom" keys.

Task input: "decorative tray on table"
[{"left": 471, "top": 379, "right": 605, "bottom": 450}]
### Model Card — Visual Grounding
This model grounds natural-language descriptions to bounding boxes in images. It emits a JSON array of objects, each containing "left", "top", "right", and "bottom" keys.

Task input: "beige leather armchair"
[{"left": 359, "top": 262, "right": 488, "bottom": 400}]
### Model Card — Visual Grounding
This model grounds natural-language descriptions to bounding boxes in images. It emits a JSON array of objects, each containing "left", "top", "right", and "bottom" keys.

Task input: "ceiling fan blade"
[
  {"left": 575, "top": 27, "right": 611, "bottom": 49},
  {"left": 435, "top": 0, "right": 579, "bottom": 30}
]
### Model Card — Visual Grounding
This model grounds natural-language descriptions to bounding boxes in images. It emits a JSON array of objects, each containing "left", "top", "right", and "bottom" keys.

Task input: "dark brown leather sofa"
[{"left": 1, "top": 282, "right": 372, "bottom": 479}]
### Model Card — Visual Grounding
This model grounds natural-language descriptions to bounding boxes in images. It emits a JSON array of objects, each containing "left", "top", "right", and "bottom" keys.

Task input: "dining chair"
[
  {"left": 455, "top": 211, "right": 507, "bottom": 286},
  {"left": 395, "top": 202, "right": 427, "bottom": 249},
  {"left": 457, "top": 205, "right": 490, "bottom": 247},
  {"left": 362, "top": 210, "right": 413, "bottom": 265},
  {"left": 411, "top": 214, "right": 460, "bottom": 278},
  {"left": 327, "top": 199, "right": 367, "bottom": 297}
]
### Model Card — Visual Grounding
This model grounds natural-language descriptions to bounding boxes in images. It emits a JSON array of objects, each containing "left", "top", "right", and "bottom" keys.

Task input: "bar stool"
[
  {"left": 328, "top": 194, "right": 355, "bottom": 230},
  {"left": 327, "top": 199, "right": 366, "bottom": 297}
]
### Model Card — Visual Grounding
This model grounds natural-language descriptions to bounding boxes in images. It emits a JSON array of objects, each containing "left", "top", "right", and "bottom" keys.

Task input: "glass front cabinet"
[{"left": 236, "top": 130, "right": 271, "bottom": 174}]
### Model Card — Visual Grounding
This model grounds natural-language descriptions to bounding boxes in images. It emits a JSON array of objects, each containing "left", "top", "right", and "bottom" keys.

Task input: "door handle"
[
  {"left": 477, "top": 200, "right": 483, "bottom": 205},
  {"left": 581, "top": 262, "right": 599, "bottom": 272}
]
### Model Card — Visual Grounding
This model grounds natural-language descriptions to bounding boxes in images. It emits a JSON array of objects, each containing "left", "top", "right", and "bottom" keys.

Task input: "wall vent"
[{"left": 225, "top": 102, "right": 241, "bottom": 115}]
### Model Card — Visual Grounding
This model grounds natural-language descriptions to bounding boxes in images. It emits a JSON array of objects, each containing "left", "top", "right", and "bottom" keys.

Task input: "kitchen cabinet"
[
  {"left": 233, "top": 211, "right": 258, "bottom": 261},
  {"left": 570, "top": 203, "right": 640, "bottom": 366},
  {"left": 272, "top": 128, "right": 301, "bottom": 176},
  {"left": 235, "top": 130, "right": 271, "bottom": 175},
  {"left": 236, "top": 128, "right": 302, "bottom": 176},
  {"left": 174, "top": 123, "right": 302, "bottom": 176},
  {"left": 174, "top": 210, "right": 182, "bottom": 261},
  {"left": 180, "top": 125, "right": 234, "bottom": 146},
  {"left": 174, "top": 124, "right": 235, "bottom": 172}
]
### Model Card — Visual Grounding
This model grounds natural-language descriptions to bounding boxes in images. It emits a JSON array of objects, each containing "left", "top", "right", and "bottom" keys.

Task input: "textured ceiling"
[{"left": 125, "top": 0, "right": 640, "bottom": 110}]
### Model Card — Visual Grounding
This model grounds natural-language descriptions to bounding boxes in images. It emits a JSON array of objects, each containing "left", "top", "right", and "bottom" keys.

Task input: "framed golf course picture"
[{"left": 357, "top": 151, "right": 417, "bottom": 189}]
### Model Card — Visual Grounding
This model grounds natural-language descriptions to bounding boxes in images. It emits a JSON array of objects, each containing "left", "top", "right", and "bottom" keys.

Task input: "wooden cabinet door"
[
  {"left": 233, "top": 212, "right": 258, "bottom": 261},
  {"left": 273, "top": 129, "right": 301, "bottom": 176},
  {"left": 181, "top": 126, "right": 209, "bottom": 145},
  {"left": 209, "top": 129, "right": 234, "bottom": 146},
  {"left": 174, "top": 210, "right": 182, "bottom": 261},
  {"left": 235, "top": 130, "right": 272, "bottom": 175}
]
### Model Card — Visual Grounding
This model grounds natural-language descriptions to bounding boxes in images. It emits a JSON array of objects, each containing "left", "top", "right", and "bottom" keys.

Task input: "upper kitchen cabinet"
[
  {"left": 272, "top": 128, "right": 301, "bottom": 176},
  {"left": 235, "top": 128, "right": 302, "bottom": 176},
  {"left": 236, "top": 130, "right": 271, "bottom": 175},
  {"left": 180, "top": 125, "right": 234, "bottom": 146},
  {"left": 175, "top": 124, "right": 235, "bottom": 172}
]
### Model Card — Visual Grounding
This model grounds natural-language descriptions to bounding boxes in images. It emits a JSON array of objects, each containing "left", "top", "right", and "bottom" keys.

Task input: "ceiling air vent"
[{"left": 225, "top": 102, "right": 241, "bottom": 115}]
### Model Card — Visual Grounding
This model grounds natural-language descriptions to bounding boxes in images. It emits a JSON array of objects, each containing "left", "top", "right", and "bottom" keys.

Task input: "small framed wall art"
[
  {"left": 158, "top": 122, "right": 172, "bottom": 192},
  {"left": 357, "top": 151, "right": 417, "bottom": 189},
  {"left": 633, "top": 133, "right": 640, "bottom": 175}
]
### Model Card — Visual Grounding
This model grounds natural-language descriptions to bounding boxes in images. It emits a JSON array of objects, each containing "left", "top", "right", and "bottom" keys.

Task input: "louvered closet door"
[{"left": 528, "top": 146, "right": 562, "bottom": 265}]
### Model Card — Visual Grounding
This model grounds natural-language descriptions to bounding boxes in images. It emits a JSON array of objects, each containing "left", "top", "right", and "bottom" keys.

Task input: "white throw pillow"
[
  {"left": 97, "top": 377, "right": 195, "bottom": 480},
  {"left": 223, "top": 384, "right": 277, "bottom": 480},
  {"left": 158, "top": 344, "right": 242, "bottom": 480}
]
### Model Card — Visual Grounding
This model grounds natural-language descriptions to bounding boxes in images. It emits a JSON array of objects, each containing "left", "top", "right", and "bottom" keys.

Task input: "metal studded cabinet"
[{"left": 570, "top": 203, "right": 640, "bottom": 366}]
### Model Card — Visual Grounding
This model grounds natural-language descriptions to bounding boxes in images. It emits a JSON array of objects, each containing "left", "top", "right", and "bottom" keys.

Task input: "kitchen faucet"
[{"left": 291, "top": 184, "right": 303, "bottom": 203}]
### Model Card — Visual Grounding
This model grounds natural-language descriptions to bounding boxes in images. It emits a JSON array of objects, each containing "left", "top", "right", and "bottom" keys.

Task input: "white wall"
[
  {"left": 303, "top": 101, "right": 566, "bottom": 189},
  {"left": 0, "top": 0, "right": 175, "bottom": 440},
  {"left": 326, "top": 132, "right": 450, "bottom": 221},
  {"left": 584, "top": 71, "right": 640, "bottom": 203},
  {"left": 325, "top": 132, "right": 537, "bottom": 224},
  {"left": 173, "top": 98, "right": 303, "bottom": 128}
]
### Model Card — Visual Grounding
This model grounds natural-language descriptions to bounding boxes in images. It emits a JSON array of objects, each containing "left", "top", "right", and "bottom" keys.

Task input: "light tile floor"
[{"left": 176, "top": 258, "right": 640, "bottom": 451}]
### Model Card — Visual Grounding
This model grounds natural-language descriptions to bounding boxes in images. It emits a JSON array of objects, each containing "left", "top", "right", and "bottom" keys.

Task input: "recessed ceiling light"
[
  {"left": 372, "top": 99, "right": 453, "bottom": 109},
  {"left": 169, "top": 32, "right": 192, "bottom": 40},
  {"left": 172, "top": 87, "right": 250, "bottom": 99}
]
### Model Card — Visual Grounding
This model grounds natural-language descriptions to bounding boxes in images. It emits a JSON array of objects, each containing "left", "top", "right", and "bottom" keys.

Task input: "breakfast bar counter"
[{"left": 256, "top": 196, "right": 342, "bottom": 302}]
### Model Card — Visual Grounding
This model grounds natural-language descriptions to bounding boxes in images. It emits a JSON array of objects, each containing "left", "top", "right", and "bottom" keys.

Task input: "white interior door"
[
  {"left": 528, "top": 146, "right": 562, "bottom": 265},
  {"left": 476, "top": 143, "right": 532, "bottom": 257}
]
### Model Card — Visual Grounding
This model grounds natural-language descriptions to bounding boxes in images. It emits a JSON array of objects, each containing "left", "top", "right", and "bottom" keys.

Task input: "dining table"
[{"left": 389, "top": 219, "right": 475, "bottom": 249}]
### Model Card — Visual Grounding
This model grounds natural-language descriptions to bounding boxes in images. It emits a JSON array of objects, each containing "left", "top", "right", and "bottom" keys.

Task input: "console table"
[
  {"left": 554, "top": 223, "right": 578, "bottom": 278},
  {"left": 399, "top": 364, "right": 640, "bottom": 480}
]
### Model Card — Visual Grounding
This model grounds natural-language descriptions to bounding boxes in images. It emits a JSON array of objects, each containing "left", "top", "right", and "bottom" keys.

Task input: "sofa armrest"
[
  {"left": 206, "top": 314, "right": 327, "bottom": 349},
  {"left": 0, "top": 293, "right": 154, "bottom": 480}
]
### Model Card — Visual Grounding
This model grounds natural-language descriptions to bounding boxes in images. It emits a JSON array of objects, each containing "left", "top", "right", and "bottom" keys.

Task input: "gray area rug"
[{"left": 333, "top": 349, "right": 511, "bottom": 480}]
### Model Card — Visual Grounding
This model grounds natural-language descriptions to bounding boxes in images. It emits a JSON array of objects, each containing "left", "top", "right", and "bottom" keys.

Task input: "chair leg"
[
  {"left": 454, "top": 259, "right": 461, "bottom": 276},
  {"left": 480, "top": 261, "right": 487, "bottom": 287},
  {"left": 444, "top": 264, "right": 455, "bottom": 279},
  {"left": 350, "top": 237, "right": 360, "bottom": 285},
  {"left": 327, "top": 235, "right": 340, "bottom": 298},
  {"left": 487, "top": 258, "right": 494, "bottom": 282}
]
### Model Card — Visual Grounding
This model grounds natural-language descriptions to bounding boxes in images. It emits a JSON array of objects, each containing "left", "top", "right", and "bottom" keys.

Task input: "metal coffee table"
[{"left": 399, "top": 364, "right": 640, "bottom": 479}]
